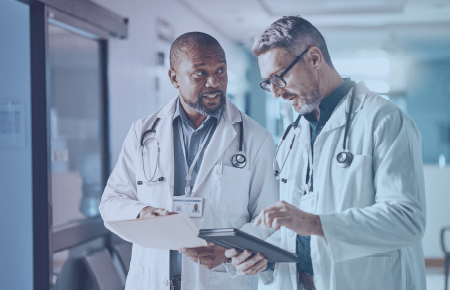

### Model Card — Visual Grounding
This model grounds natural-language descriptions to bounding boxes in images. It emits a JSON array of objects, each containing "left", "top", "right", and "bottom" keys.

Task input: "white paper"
[{"left": 106, "top": 213, "right": 207, "bottom": 250}]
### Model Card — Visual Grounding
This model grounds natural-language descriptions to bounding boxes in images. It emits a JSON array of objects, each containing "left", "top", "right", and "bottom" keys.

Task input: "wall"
[
  {"left": 406, "top": 59, "right": 450, "bottom": 258},
  {"left": 91, "top": 0, "right": 256, "bottom": 165},
  {"left": 407, "top": 59, "right": 450, "bottom": 164},
  {"left": 0, "top": 1, "right": 33, "bottom": 289}
]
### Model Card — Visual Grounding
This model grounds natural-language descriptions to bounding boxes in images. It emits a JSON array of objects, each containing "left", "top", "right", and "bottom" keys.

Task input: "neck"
[
  {"left": 314, "top": 70, "right": 344, "bottom": 120},
  {"left": 179, "top": 99, "right": 207, "bottom": 129}
]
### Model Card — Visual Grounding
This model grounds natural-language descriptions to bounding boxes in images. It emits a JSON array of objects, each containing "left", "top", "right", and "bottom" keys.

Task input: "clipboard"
[
  {"left": 106, "top": 213, "right": 207, "bottom": 250},
  {"left": 198, "top": 228, "right": 298, "bottom": 263}
]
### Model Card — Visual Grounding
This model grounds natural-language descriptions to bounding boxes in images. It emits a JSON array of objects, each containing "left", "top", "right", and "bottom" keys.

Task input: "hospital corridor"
[{"left": 1, "top": 0, "right": 450, "bottom": 289}]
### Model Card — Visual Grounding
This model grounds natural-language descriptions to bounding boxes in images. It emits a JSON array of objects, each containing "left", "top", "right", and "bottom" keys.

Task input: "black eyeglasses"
[{"left": 260, "top": 48, "right": 309, "bottom": 92}]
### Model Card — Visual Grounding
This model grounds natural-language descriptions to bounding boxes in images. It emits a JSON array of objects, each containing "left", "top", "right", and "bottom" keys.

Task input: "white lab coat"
[
  {"left": 259, "top": 81, "right": 427, "bottom": 290},
  {"left": 100, "top": 97, "right": 279, "bottom": 290}
]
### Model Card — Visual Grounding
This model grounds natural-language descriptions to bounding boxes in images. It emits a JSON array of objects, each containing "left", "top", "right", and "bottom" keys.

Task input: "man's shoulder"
[
  {"left": 132, "top": 98, "right": 178, "bottom": 133},
  {"left": 241, "top": 112, "right": 270, "bottom": 136},
  {"left": 358, "top": 92, "right": 410, "bottom": 127},
  {"left": 225, "top": 100, "right": 272, "bottom": 144}
]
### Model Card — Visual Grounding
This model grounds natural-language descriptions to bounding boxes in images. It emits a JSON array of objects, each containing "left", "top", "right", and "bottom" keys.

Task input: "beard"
[
  {"left": 288, "top": 84, "right": 322, "bottom": 115},
  {"left": 183, "top": 90, "right": 226, "bottom": 116}
]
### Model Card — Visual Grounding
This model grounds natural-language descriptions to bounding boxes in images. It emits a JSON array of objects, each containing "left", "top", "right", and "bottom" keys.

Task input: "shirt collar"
[
  {"left": 304, "top": 78, "right": 353, "bottom": 122},
  {"left": 320, "top": 78, "right": 353, "bottom": 112},
  {"left": 173, "top": 97, "right": 223, "bottom": 128}
]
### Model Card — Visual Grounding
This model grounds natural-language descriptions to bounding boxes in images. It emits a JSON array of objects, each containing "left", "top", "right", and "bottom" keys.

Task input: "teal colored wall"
[{"left": 407, "top": 59, "right": 450, "bottom": 164}]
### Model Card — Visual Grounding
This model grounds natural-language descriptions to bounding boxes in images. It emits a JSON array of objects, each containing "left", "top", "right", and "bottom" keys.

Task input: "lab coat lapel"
[
  {"left": 192, "top": 100, "right": 240, "bottom": 193},
  {"left": 151, "top": 99, "right": 176, "bottom": 198},
  {"left": 317, "top": 81, "right": 369, "bottom": 137}
]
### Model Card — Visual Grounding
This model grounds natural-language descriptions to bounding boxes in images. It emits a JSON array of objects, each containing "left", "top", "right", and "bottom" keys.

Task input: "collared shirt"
[
  {"left": 170, "top": 98, "right": 223, "bottom": 277},
  {"left": 296, "top": 78, "right": 353, "bottom": 276}
]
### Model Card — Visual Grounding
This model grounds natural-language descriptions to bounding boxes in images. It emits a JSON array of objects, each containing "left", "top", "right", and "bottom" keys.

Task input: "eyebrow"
[{"left": 192, "top": 60, "right": 227, "bottom": 68}]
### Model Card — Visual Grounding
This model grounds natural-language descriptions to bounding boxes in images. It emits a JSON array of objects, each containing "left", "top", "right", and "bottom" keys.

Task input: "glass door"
[{"left": 46, "top": 11, "right": 110, "bottom": 289}]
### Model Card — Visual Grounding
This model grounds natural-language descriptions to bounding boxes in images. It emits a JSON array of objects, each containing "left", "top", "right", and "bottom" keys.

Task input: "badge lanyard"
[{"left": 177, "top": 119, "right": 214, "bottom": 197}]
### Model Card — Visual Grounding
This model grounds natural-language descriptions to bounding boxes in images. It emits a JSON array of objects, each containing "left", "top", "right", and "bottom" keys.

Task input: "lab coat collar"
[
  {"left": 192, "top": 98, "right": 242, "bottom": 193},
  {"left": 317, "top": 80, "right": 369, "bottom": 135},
  {"left": 297, "top": 81, "right": 369, "bottom": 146},
  {"left": 146, "top": 97, "right": 242, "bottom": 195}
]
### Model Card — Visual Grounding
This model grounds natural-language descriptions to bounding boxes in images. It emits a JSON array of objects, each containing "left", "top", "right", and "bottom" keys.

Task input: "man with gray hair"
[{"left": 225, "top": 16, "right": 427, "bottom": 290}]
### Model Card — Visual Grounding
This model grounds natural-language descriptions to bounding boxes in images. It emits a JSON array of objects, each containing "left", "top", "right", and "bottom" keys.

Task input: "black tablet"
[{"left": 198, "top": 228, "right": 298, "bottom": 263}]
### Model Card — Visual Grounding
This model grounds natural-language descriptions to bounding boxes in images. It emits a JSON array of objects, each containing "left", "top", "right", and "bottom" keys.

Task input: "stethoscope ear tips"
[
  {"left": 232, "top": 153, "right": 247, "bottom": 168},
  {"left": 336, "top": 152, "right": 353, "bottom": 168}
]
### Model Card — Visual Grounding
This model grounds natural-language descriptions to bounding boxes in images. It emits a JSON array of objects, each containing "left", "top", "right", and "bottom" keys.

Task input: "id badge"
[
  {"left": 172, "top": 196, "right": 203, "bottom": 218},
  {"left": 299, "top": 192, "right": 318, "bottom": 214}
]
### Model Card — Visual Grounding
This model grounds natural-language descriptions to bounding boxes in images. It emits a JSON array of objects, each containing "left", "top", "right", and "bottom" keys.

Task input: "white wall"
[
  {"left": 92, "top": 0, "right": 250, "bottom": 165},
  {"left": 0, "top": 1, "right": 33, "bottom": 289}
]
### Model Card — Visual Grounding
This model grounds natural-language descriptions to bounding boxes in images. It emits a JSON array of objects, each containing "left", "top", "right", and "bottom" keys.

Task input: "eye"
[
  {"left": 195, "top": 71, "right": 206, "bottom": 76},
  {"left": 217, "top": 68, "right": 225, "bottom": 74}
]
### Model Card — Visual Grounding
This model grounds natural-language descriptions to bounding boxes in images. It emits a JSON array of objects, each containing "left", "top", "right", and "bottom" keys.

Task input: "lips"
[
  {"left": 204, "top": 93, "right": 220, "bottom": 99},
  {"left": 200, "top": 90, "right": 223, "bottom": 101}
]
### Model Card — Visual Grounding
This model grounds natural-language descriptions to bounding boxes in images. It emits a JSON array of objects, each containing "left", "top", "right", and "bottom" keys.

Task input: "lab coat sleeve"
[
  {"left": 239, "top": 133, "right": 280, "bottom": 238},
  {"left": 99, "top": 123, "right": 149, "bottom": 241},
  {"left": 319, "top": 110, "right": 426, "bottom": 263}
]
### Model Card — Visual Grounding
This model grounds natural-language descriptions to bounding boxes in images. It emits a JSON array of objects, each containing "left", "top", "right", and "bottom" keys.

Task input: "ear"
[
  {"left": 306, "top": 46, "right": 323, "bottom": 69},
  {"left": 168, "top": 68, "right": 179, "bottom": 89}
]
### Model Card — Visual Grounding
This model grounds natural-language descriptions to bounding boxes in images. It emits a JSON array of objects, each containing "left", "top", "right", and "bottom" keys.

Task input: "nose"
[{"left": 205, "top": 75, "right": 219, "bottom": 88}]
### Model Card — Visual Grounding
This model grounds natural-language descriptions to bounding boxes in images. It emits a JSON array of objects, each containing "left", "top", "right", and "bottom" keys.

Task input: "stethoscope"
[
  {"left": 274, "top": 82, "right": 357, "bottom": 183},
  {"left": 137, "top": 112, "right": 247, "bottom": 185},
  {"left": 231, "top": 113, "right": 247, "bottom": 168},
  {"left": 138, "top": 117, "right": 165, "bottom": 184}
]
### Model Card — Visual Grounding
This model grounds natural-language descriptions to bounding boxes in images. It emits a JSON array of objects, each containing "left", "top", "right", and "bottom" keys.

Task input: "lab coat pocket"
[
  {"left": 331, "top": 155, "right": 374, "bottom": 208},
  {"left": 334, "top": 254, "right": 394, "bottom": 290},
  {"left": 209, "top": 164, "right": 251, "bottom": 215}
]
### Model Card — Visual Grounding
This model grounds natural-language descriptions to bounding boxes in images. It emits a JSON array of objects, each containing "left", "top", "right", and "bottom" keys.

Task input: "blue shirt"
[
  {"left": 297, "top": 78, "right": 353, "bottom": 276},
  {"left": 170, "top": 98, "right": 222, "bottom": 277}
]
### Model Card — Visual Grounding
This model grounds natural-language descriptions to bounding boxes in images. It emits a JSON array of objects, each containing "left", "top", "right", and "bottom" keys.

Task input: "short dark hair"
[
  {"left": 252, "top": 16, "right": 333, "bottom": 67},
  {"left": 170, "top": 32, "right": 224, "bottom": 70}
]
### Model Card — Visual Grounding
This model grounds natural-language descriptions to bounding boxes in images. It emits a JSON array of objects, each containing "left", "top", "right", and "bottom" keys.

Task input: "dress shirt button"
[
  {"left": 194, "top": 131, "right": 198, "bottom": 136},
  {"left": 303, "top": 153, "right": 308, "bottom": 159},
  {"left": 290, "top": 265, "right": 296, "bottom": 275},
  {"left": 293, "top": 191, "right": 301, "bottom": 199},
  {"left": 289, "top": 230, "right": 295, "bottom": 237},
  {"left": 164, "top": 279, "right": 169, "bottom": 286},
  {"left": 190, "top": 157, "right": 194, "bottom": 162}
]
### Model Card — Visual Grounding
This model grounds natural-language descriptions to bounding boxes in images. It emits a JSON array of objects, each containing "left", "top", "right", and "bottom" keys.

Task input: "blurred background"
[{"left": 1, "top": 0, "right": 449, "bottom": 289}]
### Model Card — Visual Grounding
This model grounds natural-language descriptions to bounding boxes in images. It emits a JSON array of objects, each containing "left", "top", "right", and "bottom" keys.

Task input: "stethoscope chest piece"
[
  {"left": 232, "top": 153, "right": 247, "bottom": 168},
  {"left": 336, "top": 151, "right": 353, "bottom": 168}
]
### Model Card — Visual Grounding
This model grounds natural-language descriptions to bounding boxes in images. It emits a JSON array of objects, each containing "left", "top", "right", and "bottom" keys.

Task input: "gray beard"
[
  {"left": 184, "top": 91, "right": 226, "bottom": 116},
  {"left": 297, "top": 86, "right": 322, "bottom": 115},
  {"left": 297, "top": 97, "right": 321, "bottom": 115}
]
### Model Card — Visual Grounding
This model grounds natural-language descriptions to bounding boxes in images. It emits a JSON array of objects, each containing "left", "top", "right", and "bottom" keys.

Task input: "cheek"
[{"left": 179, "top": 77, "right": 202, "bottom": 96}]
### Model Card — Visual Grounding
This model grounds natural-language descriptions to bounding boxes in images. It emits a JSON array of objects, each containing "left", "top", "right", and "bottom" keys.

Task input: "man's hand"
[
  {"left": 253, "top": 200, "right": 324, "bottom": 237},
  {"left": 137, "top": 206, "right": 172, "bottom": 218},
  {"left": 224, "top": 248, "right": 268, "bottom": 275},
  {"left": 180, "top": 242, "right": 227, "bottom": 270}
]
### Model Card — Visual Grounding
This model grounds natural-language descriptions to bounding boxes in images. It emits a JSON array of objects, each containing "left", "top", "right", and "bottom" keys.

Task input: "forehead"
[
  {"left": 258, "top": 47, "right": 294, "bottom": 78},
  {"left": 178, "top": 45, "right": 226, "bottom": 69}
]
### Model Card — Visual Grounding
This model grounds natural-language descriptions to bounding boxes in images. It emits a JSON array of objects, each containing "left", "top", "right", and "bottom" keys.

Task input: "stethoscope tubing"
[{"left": 274, "top": 82, "right": 357, "bottom": 181}]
